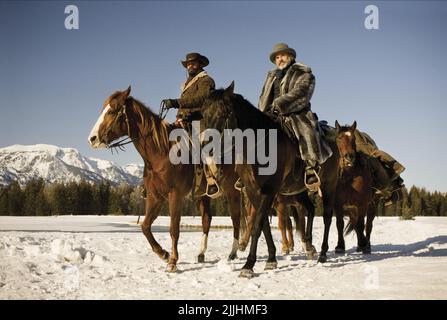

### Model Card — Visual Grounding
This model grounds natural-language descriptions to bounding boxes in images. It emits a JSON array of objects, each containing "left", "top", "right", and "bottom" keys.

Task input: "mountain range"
[{"left": 0, "top": 144, "right": 144, "bottom": 187}]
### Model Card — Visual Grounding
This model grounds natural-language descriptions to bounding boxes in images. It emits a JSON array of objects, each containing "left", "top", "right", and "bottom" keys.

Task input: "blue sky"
[{"left": 1, "top": 1, "right": 446, "bottom": 191}]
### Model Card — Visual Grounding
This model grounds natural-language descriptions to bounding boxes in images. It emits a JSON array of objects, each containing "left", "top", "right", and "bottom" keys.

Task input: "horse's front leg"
[
  {"left": 239, "top": 194, "right": 275, "bottom": 278},
  {"left": 226, "top": 188, "right": 241, "bottom": 261},
  {"left": 291, "top": 206, "right": 307, "bottom": 253},
  {"left": 141, "top": 194, "right": 168, "bottom": 261},
  {"left": 262, "top": 210, "right": 278, "bottom": 271},
  {"left": 239, "top": 201, "right": 255, "bottom": 252},
  {"left": 364, "top": 202, "right": 376, "bottom": 254},
  {"left": 277, "top": 201, "right": 291, "bottom": 254},
  {"left": 301, "top": 193, "right": 317, "bottom": 260},
  {"left": 355, "top": 206, "right": 370, "bottom": 254},
  {"left": 166, "top": 191, "right": 183, "bottom": 272},
  {"left": 196, "top": 196, "right": 211, "bottom": 263},
  {"left": 318, "top": 206, "right": 333, "bottom": 263},
  {"left": 335, "top": 205, "right": 346, "bottom": 254}
]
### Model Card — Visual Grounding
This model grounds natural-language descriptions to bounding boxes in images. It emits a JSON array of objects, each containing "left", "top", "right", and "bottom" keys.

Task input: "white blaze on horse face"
[
  {"left": 344, "top": 131, "right": 352, "bottom": 137},
  {"left": 88, "top": 104, "right": 111, "bottom": 148}
]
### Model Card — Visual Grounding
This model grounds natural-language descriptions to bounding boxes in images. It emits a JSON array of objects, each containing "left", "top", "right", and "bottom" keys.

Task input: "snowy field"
[{"left": 0, "top": 215, "right": 446, "bottom": 300}]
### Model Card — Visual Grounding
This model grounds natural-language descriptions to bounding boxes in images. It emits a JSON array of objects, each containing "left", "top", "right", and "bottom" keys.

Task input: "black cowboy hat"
[
  {"left": 269, "top": 43, "right": 296, "bottom": 63},
  {"left": 181, "top": 52, "right": 209, "bottom": 68}
]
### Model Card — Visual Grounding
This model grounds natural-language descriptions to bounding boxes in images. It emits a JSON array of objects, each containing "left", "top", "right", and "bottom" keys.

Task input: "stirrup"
[
  {"left": 304, "top": 169, "right": 322, "bottom": 196},
  {"left": 206, "top": 183, "right": 222, "bottom": 199}
]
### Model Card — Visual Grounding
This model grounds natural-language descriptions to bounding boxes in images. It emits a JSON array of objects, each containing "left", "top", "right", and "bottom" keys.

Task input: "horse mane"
[
  {"left": 128, "top": 97, "right": 171, "bottom": 154},
  {"left": 207, "top": 88, "right": 283, "bottom": 131}
]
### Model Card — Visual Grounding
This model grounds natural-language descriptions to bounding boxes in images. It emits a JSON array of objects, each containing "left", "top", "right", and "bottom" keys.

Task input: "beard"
[
  {"left": 188, "top": 69, "right": 198, "bottom": 77},
  {"left": 278, "top": 56, "right": 294, "bottom": 70}
]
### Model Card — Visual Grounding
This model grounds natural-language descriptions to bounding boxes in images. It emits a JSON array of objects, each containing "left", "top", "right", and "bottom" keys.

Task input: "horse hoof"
[
  {"left": 318, "top": 255, "right": 327, "bottom": 263},
  {"left": 305, "top": 245, "right": 317, "bottom": 259},
  {"left": 228, "top": 253, "right": 237, "bottom": 261},
  {"left": 239, "top": 268, "right": 254, "bottom": 279},
  {"left": 356, "top": 247, "right": 362, "bottom": 253},
  {"left": 166, "top": 263, "right": 178, "bottom": 273},
  {"left": 264, "top": 261, "right": 278, "bottom": 270},
  {"left": 238, "top": 243, "right": 247, "bottom": 252},
  {"left": 281, "top": 249, "right": 290, "bottom": 255},
  {"left": 197, "top": 254, "right": 205, "bottom": 263},
  {"left": 161, "top": 251, "right": 170, "bottom": 262},
  {"left": 362, "top": 246, "right": 371, "bottom": 254},
  {"left": 306, "top": 251, "right": 316, "bottom": 261},
  {"left": 335, "top": 247, "right": 345, "bottom": 254}
]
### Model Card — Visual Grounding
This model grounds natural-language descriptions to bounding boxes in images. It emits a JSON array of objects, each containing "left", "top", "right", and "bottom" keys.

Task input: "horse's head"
[
  {"left": 201, "top": 81, "right": 238, "bottom": 133},
  {"left": 335, "top": 120, "right": 357, "bottom": 168},
  {"left": 88, "top": 86, "right": 132, "bottom": 148}
]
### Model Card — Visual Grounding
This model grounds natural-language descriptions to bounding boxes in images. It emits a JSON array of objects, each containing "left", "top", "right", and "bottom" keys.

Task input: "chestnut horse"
[
  {"left": 332, "top": 121, "right": 377, "bottom": 255},
  {"left": 88, "top": 86, "right": 241, "bottom": 272}
]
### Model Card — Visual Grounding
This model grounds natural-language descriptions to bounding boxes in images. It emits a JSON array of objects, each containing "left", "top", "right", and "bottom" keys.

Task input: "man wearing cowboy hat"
[
  {"left": 257, "top": 43, "right": 405, "bottom": 201},
  {"left": 257, "top": 43, "right": 332, "bottom": 192},
  {"left": 162, "top": 52, "right": 215, "bottom": 123},
  {"left": 162, "top": 52, "right": 220, "bottom": 197}
]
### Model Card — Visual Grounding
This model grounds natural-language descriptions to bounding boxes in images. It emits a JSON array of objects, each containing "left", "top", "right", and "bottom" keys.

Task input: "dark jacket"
[{"left": 177, "top": 71, "right": 215, "bottom": 119}]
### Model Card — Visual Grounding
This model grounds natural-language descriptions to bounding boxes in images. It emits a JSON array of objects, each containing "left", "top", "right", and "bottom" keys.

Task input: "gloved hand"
[
  {"left": 267, "top": 108, "right": 280, "bottom": 122},
  {"left": 162, "top": 99, "right": 179, "bottom": 109},
  {"left": 182, "top": 111, "right": 202, "bottom": 122}
]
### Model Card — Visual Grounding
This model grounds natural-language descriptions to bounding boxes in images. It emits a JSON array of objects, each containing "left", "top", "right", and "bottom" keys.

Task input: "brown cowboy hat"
[
  {"left": 269, "top": 43, "right": 296, "bottom": 63},
  {"left": 181, "top": 52, "right": 209, "bottom": 68}
]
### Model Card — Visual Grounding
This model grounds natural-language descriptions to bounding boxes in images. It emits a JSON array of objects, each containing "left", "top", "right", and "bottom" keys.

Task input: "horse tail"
[
  {"left": 290, "top": 206, "right": 300, "bottom": 226},
  {"left": 344, "top": 207, "right": 358, "bottom": 236}
]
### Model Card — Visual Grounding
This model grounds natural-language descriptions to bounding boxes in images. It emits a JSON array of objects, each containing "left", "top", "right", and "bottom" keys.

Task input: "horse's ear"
[
  {"left": 351, "top": 121, "right": 357, "bottom": 132},
  {"left": 225, "top": 81, "right": 235, "bottom": 96},
  {"left": 117, "top": 85, "right": 131, "bottom": 106},
  {"left": 124, "top": 85, "right": 131, "bottom": 98},
  {"left": 335, "top": 120, "right": 341, "bottom": 131}
]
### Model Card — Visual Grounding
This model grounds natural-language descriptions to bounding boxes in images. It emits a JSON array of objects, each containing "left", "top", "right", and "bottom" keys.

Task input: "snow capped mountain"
[
  {"left": 0, "top": 144, "right": 144, "bottom": 187},
  {"left": 122, "top": 163, "right": 144, "bottom": 179}
]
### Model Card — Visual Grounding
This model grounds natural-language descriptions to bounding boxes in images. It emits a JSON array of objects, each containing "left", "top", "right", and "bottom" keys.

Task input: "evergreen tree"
[
  {"left": 98, "top": 181, "right": 110, "bottom": 215},
  {"left": 23, "top": 178, "right": 46, "bottom": 216},
  {"left": 77, "top": 180, "right": 95, "bottom": 215},
  {"left": 7, "top": 181, "right": 25, "bottom": 216},
  {"left": 129, "top": 185, "right": 145, "bottom": 216},
  {"left": 0, "top": 187, "right": 9, "bottom": 216}
]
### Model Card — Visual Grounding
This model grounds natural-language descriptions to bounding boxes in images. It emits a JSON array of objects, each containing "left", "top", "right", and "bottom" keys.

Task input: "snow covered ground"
[{"left": 0, "top": 215, "right": 446, "bottom": 299}]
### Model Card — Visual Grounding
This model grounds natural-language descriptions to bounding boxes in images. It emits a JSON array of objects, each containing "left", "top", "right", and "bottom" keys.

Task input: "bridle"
[
  {"left": 103, "top": 102, "right": 134, "bottom": 152},
  {"left": 336, "top": 134, "right": 357, "bottom": 179}
]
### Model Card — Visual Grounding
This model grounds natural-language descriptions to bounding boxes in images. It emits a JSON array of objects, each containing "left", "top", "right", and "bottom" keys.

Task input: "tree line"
[
  {"left": 0, "top": 178, "right": 229, "bottom": 217},
  {"left": 0, "top": 179, "right": 446, "bottom": 217}
]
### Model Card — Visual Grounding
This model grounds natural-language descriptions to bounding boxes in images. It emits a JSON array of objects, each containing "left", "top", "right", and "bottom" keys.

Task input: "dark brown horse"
[
  {"left": 87, "top": 86, "right": 242, "bottom": 272},
  {"left": 201, "top": 83, "right": 340, "bottom": 277},
  {"left": 239, "top": 192, "right": 315, "bottom": 257},
  {"left": 333, "top": 121, "right": 376, "bottom": 255}
]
